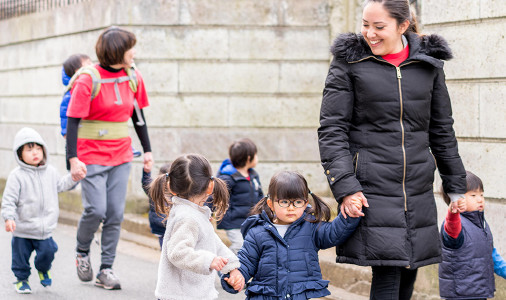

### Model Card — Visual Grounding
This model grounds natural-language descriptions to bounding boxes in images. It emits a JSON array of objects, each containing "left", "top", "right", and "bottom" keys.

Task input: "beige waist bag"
[{"left": 78, "top": 120, "right": 128, "bottom": 140}]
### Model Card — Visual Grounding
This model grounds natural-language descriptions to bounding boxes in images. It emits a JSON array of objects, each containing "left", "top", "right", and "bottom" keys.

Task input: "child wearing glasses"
[{"left": 221, "top": 171, "right": 362, "bottom": 299}]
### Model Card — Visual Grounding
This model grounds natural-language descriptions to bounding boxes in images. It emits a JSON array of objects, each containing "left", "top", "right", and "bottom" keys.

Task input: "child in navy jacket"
[
  {"left": 439, "top": 171, "right": 506, "bottom": 300},
  {"left": 222, "top": 171, "right": 362, "bottom": 299},
  {"left": 216, "top": 138, "right": 263, "bottom": 254}
]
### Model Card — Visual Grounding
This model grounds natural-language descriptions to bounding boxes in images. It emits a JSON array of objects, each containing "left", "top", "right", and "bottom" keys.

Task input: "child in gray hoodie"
[{"left": 1, "top": 127, "right": 78, "bottom": 294}]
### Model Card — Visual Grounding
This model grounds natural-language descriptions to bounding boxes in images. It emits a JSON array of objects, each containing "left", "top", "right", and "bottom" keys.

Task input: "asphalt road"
[{"left": 0, "top": 222, "right": 245, "bottom": 299}]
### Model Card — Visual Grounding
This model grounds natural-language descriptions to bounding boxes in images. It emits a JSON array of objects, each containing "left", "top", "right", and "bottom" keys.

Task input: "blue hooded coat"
[
  {"left": 60, "top": 67, "right": 71, "bottom": 136},
  {"left": 222, "top": 210, "right": 360, "bottom": 299},
  {"left": 216, "top": 158, "right": 263, "bottom": 230}
]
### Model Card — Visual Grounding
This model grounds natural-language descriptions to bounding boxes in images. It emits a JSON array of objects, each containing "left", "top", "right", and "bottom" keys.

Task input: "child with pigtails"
[
  {"left": 149, "top": 153, "right": 243, "bottom": 300},
  {"left": 222, "top": 170, "right": 362, "bottom": 299}
]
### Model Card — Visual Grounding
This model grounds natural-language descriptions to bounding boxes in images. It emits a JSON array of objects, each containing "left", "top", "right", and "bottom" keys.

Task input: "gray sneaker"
[
  {"left": 95, "top": 268, "right": 121, "bottom": 290},
  {"left": 76, "top": 253, "right": 93, "bottom": 282}
]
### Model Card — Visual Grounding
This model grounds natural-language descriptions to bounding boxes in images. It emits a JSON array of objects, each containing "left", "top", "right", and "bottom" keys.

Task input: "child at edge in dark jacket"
[
  {"left": 142, "top": 163, "right": 171, "bottom": 249},
  {"left": 439, "top": 171, "right": 506, "bottom": 300},
  {"left": 221, "top": 171, "right": 362, "bottom": 299},
  {"left": 215, "top": 138, "right": 263, "bottom": 254}
]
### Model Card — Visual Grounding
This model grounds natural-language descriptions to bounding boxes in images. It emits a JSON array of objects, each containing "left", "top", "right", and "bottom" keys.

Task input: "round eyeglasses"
[{"left": 276, "top": 199, "right": 308, "bottom": 208}]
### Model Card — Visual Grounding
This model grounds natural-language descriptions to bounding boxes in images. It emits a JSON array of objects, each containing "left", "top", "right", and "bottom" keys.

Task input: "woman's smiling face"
[{"left": 361, "top": 2, "right": 409, "bottom": 56}]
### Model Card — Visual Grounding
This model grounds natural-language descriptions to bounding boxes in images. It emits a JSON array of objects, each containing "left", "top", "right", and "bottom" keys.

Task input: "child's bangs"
[{"left": 272, "top": 174, "right": 307, "bottom": 200}]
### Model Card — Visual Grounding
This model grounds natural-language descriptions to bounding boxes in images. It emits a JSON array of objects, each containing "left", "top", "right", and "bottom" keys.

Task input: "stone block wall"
[
  {"left": 421, "top": 0, "right": 506, "bottom": 200},
  {"left": 0, "top": 0, "right": 364, "bottom": 206}
]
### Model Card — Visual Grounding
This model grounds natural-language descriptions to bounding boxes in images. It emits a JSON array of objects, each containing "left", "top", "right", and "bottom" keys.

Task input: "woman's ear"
[
  {"left": 398, "top": 20, "right": 410, "bottom": 34},
  {"left": 206, "top": 180, "right": 215, "bottom": 195}
]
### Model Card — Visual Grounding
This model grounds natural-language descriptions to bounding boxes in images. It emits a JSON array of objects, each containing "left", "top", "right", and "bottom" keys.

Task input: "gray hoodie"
[{"left": 1, "top": 127, "right": 77, "bottom": 239}]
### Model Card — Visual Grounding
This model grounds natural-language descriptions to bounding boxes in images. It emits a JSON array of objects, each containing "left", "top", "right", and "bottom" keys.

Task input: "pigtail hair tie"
[
  {"left": 165, "top": 173, "right": 169, "bottom": 179},
  {"left": 210, "top": 176, "right": 214, "bottom": 180}
]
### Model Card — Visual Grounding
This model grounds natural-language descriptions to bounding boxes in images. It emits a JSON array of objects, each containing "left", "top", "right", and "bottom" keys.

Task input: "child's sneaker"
[
  {"left": 14, "top": 280, "right": 31, "bottom": 294},
  {"left": 95, "top": 268, "right": 121, "bottom": 290},
  {"left": 38, "top": 270, "right": 52, "bottom": 287},
  {"left": 76, "top": 252, "right": 93, "bottom": 282}
]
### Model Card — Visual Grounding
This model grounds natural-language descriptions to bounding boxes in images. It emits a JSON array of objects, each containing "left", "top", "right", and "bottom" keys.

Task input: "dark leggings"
[{"left": 370, "top": 266, "right": 418, "bottom": 300}]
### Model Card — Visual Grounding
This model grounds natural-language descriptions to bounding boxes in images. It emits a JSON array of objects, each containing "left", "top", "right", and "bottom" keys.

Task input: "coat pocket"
[
  {"left": 352, "top": 150, "right": 367, "bottom": 182},
  {"left": 305, "top": 252, "right": 314, "bottom": 276}
]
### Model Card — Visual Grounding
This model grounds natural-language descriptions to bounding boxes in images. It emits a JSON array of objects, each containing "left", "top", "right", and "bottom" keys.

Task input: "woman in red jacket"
[{"left": 66, "top": 26, "right": 153, "bottom": 290}]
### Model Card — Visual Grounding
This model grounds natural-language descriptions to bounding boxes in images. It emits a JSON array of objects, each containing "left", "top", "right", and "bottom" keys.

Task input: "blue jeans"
[{"left": 11, "top": 237, "right": 58, "bottom": 281}]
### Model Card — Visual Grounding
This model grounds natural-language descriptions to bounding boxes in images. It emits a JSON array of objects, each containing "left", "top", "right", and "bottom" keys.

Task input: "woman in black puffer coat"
[{"left": 318, "top": 1, "right": 467, "bottom": 299}]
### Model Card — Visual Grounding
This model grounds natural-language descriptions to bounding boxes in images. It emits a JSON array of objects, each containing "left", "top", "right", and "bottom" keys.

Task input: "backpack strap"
[
  {"left": 125, "top": 66, "right": 138, "bottom": 93},
  {"left": 126, "top": 65, "right": 144, "bottom": 126},
  {"left": 64, "top": 66, "right": 101, "bottom": 100},
  {"left": 98, "top": 75, "right": 132, "bottom": 105}
]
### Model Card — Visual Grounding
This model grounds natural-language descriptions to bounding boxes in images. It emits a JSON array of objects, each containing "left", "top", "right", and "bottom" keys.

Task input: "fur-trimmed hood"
[{"left": 330, "top": 31, "right": 453, "bottom": 68}]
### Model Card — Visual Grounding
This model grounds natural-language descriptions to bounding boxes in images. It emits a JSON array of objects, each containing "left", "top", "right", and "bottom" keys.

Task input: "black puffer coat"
[{"left": 318, "top": 32, "right": 467, "bottom": 269}]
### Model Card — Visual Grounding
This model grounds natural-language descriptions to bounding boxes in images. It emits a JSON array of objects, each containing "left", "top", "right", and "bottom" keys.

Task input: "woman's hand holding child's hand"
[
  {"left": 450, "top": 198, "right": 467, "bottom": 214},
  {"left": 5, "top": 220, "right": 16, "bottom": 232},
  {"left": 342, "top": 191, "right": 368, "bottom": 219},
  {"left": 143, "top": 152, "right": 154, "bottom": 173},
  {"left": 224, "top": 269, "right": 245, "bottom": 291},
  {"left": 210, "top": 256, "right": 228, "bottom": 271},
  {"left": 69, "top": 157, "right": 87, "bottom": 181}
]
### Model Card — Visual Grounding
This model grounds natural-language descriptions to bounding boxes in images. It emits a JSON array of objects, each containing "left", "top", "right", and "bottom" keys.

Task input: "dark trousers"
[
  {"left": 370, "top": 266, "right": 418, "bottom": 300},
  {"left": 11, "top": 237, "right": 58, "bottom": 281}
]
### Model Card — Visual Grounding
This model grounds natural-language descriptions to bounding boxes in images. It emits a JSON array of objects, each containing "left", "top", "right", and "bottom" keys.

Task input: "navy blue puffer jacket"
[
  {"left": 216, "top": 159, "right": 263, "bottom": 230},
  {"left": 223, "top": 210, "right": 360, "bottom": 299}
]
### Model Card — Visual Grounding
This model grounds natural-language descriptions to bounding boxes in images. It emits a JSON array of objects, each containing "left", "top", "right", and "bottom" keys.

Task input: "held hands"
[
  {"left": 5, "top": 220, "right": 16, "bottom": 232},
  {"left": 450, "top": 197, "right": 467, "bottom": 214},
  {"left": 210, "top": 256, "right": 228, "bottom": 271},
  {"left": 69, "top": 157, "right": 87, "bottom": 181},
  {"left": 342, "top": 191, "right": 369, "bottom": 219},
  {"left": 143, "top": 152, "right": 153, "bottom": 173},
  {"left": 224, "top": 269, "right": 245, "bottom": 291}
]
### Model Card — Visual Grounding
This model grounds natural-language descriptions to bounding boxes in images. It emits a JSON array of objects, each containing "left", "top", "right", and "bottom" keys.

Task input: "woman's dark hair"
[
  {"left": 95, "top": 26, "right": 136, "bottom": 66},
  {"left": 17, "top": 142, "right": 46, "bottom": 165},
  {"left": 229, "top": 138, "right": 257, "bottom": 168},
  {"left": 251, "top": 171, "right": 331, "bottom": 223},
  {"left": 441, "top": 170, "right": 484, "bottom": 205},
  {"left": 365, "top": 0, "right": 419, "bottom": 34},
  {"left": 149, "top": 154, "right": 229, "bottom": 221},
  {"left": 63, "top": 54, "right": 90, "bottom": 78}
]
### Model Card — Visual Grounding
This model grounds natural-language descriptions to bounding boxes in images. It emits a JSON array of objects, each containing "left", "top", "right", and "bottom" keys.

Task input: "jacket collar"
[
  {"left": 240, "top": 209, "right": 310, "bottom": 245},
  {"left": 461, "top": 210, "right": 486, "bottom": 229},
  {"left": 230, "top": 168, "right": 259, "bottom": 181},
  {"left": 172, "top": 196, "right": 211, "bottom": 219},
  {"left": 218, "top": 158, "right": 258, "bottom": 181},
  {"left": 330, "top": 31, "right": 453, "bottom": 68}
]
